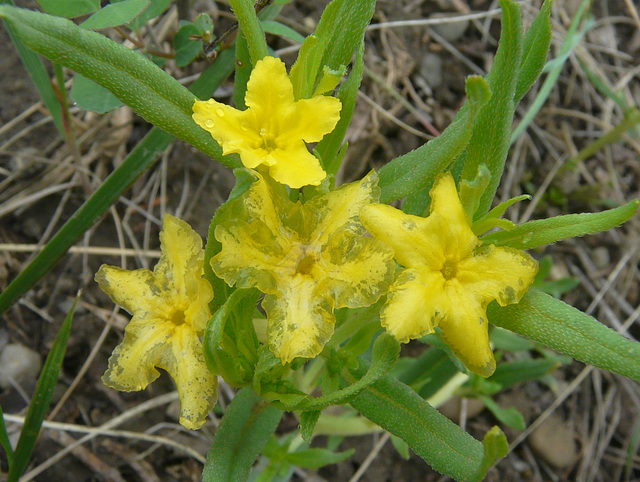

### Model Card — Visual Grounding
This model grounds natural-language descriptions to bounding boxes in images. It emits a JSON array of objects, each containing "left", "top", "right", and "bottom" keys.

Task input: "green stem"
[{"left": 228, "top": 0, "right": 268, "bottom": 65}]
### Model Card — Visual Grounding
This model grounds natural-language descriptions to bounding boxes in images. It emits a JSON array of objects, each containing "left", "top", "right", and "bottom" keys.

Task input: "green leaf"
[
  {"left": 228, "top": 0, "right": 267, "bottom": 65},
  {"left": 0, "top": 48, "right": 236, "bottom": 316},
  {"left": 378, "top": 75, "right": 491, "bottom": 204},
  {"left": 514, "top": 0, "right": 552, "bottom": 103},
  {"left": 461, "top": 0, "right": 523, "bottom": 219},
  {"left": 490, "top": 328, "right": 535, "bottom": 352},
  {"left": 7, "top": 297, "right": 76, "bottom": 481},
  {"left": 476, "top": 426, "right": 509, "bottom": 480},
  {"left": 481, "top": 200, "right": 639, "bottom": 250},
  {"left": 203, "top": 288, "right": 260, "bottom": 386},
  {"left": 203, "top": 388, "right": 283, "bottom": 482},
  {"left": 290, "top": 0, "right": 375, "bottom": 99},
  {"left": 204, "top": 168, "right": 256, "bottom": 313},
  {"left": 233, "top": 30, "right": 252, "bottom": 110},
  {"left": 0, "top": 404, "right": 13, "bottom": 467},
  {"left": 488, "top": 289, "right": 640, "bottom": 382},
  {"left": 350, "top": 374, "right": 485, "bottom": 481},
  {"left": 480, "top": 396, "right": 525, "bottom": 430},
  {"left": 284, "top": 447, "right": 355, "bottom": 470},
  {"left": 0, "top": 5, "right": 224, "bottom": 162},
  {"left": 174, "top": 22, "right": 203, "bottom": 67},
  {"left": 127, "top": 0, "right": 170, "bottom": 30},
  {"left": 264, "top": 333, "right": 400, "bottom": 411},
  {"left": 260, "top": 19, "right": 305, "bottom": 44},
  {"left": 391, "top": 434, "right": 411, "bottom": 460},
  {"left": 36, "top": 0, "right": 99, "bottom": 18},
  {"left": 488, "top": 358, "right": 563, "bottom": 390},
  {"left": 80, "top": 0, "right": 149, "bottom": 30},
  {"left": 317, "top": 40, "right": 364, "bottom": 175},
  {"left": 299, "top": 410, "right": 321, "bottom": 442},
  {"left": 70, "top": 73, "right": 124, "bottom": 113}
]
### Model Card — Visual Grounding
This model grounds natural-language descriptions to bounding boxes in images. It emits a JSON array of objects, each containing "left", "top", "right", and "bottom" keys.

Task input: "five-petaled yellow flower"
[
  {"left": 212, "top": 171, "right": 395, "bottom": 364},
  {"left": 96, "top": 214, "right": 217, "bottom": 430},
  {"left": 193, "top": 56, "right": 342, "bottom": 189},
  {"left": 360, "top": 173, "right": 538, "bottom": 377}
]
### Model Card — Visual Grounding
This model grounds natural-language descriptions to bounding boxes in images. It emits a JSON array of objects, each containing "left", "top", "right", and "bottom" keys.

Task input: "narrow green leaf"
[
  {"left": 378, "top": 75, "right": 490, "bottom": 203},
  {"left": 391, "top": 434, "right": 411, "bottom": 460},
  {"left": 299, "top": 410, "right": 321, "bottom": 443},
  {"left": 233, "top": 30, "right": 252, "bottom": 110},
  {"left": 260, "top": 19, "right": 305, "bottom": 44},
  {"left": 462, "top": 0, "right": 523, "bottom": 219},
  {"left": 318, "top": 40, "right": 364, "bottom": 175},
  {"left": 203, "top": 388, "right": 282, "bottom": 482},
  {"left": 514, "top": 0, "right": 552, "bottom": 103},
  {"left": 36, "top": 0, "right": 99, "bottom": 18},
  {"left": 0, "top": 5, "right": 224, "bottom": 161},
  {"left": 488, "top": 289, "right": 640, "bottom": 382},
  {"left": 127, "top": 0, "right": 170, "bottom": 30},
  {"left": 70, "top": 73, "right": 124, "bottom": 113},
  {"left": 7, "top": 297, "right": 76, "bottom": 481},
  {"left": 0, "top": 404, "right": 13, "bottom": 466},
  {"left": 488, "top": 358, "right": 562, "bottom": 390},
  {"left": 0, "top": 48, "right": 236, "bottom": 316},
  {"left": 80, "top": 0, "right": 149, "bottom": 30},
  {"left": 228, "top": 0, "right": 267, "bottom": 64},
  {"left": 480, "top": 396, "right": 525, "bottom": 430},
  {"left": 284, "top": 447, "right": 355, "bottom": 470},
  {"left": 476, "top": 426, "right": 509, "bottom": 481},
  {"left": 290, "top": 0, "right": 375, "bottom": 99},
  {"left": 1, "top": 0, "right": 64, "bottom": 135},
  {"left": 351, "top": 374, "right": 485, "bottom": 481},
  {"left": 481, "top": 200, "right": 639, "bottom": 250},
  {"left": 174, "top": 23, "right": 203, "bottom": 67}
]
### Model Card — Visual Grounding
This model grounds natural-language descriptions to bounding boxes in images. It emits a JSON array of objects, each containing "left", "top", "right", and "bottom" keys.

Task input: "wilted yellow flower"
[
  {"left": 193, "top": 56, "right": 341, "bottom": 189},
  {"left": 360, "top": 173, "right": 538, "bottom": 377},
  {"left": 95, "top": 214, "right": 216, "bottom": 430},
  {"left": 212, "top": 171, "right": 395, "bottom": 364}
]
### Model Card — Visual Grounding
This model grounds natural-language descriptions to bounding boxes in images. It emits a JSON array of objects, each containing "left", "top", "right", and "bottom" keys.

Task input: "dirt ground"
[{"left": 1, "top": 0, "right": 640, "bottom": 480}]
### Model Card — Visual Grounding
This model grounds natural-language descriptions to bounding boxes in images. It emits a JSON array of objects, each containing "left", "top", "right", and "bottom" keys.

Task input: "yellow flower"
[
  {"left": 193, "top": 56, "right": 342, "bottom": 189},
  {"left": 360, "top": 173, "right": 538, "bottom": 377},
  {"left": 211, "top": 171, "right": 395, "bottom": 364},
  {"left": 95, "top": 214, "right": 216, "bottom": 430}
]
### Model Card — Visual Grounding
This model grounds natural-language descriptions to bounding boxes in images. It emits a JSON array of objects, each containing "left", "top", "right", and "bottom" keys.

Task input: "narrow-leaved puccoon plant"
[{"left": 1, "top": 0, "right": 639, "bottom": 480}]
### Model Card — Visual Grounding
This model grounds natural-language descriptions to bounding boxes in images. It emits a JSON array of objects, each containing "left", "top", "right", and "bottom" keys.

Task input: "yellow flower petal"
[
  {"left": 263, "top": 276, "right": 335, "bottom": 364},
  {"left": 213, "top": 171, "right": 395, "bottom": 364},
  {"left": 97, "top": 214, "right": 216, "bottom": 429},
  {"left": 286, "top": 95, "right": 342, "bottom": 143},
  {"left": 266, "top": 142, "right": 327, "bottom": 188},
  {"left": 244, "top": 56, "right": 294, "bottom": 120},
  {"left": 440, "top": 279, "right": 496, "bottom": 377},
  {"left": 380, "top": 269, "right": 445, "bottom": 343},
  {"left": 456, "top": 245, "right": 539, "bottom": 307},
  {"left": 192, "top": 56, "right": 341, "bottom": 188},
  {"left": 362, "top": 172, "right": 537, "bottom": 377},
  {"left": 157, "top": 324, "right": 219, "bottom": 430}
]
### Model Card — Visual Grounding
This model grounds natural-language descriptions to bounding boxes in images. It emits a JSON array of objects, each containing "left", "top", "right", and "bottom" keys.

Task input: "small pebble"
[
  {"left": 591, "top": 246, "right": 610, "bottom": 270},
  {"left": 0, "top": 343, "right": 42, "bottom": 390},
  {"left": 431, "top": 13, "right": 470, "bottom": 42},
  {"left": 419, "top": 52, "right": 443, "bottom": 88},
  {"left": 530, "top": 414, "right": 578, "bottom": 469}
]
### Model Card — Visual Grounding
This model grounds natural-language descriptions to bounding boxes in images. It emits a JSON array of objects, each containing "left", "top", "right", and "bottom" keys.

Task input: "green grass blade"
[
  {"left": 488, "top": 289, "right": 640, "bottom": 382},
  {"left": 203, "top": 388, "right": 282, "bottom": 482},
  {"left": 6, "top": 296, "right": 77, "bottom": 481},
  {"left": 0, "top": 49, "right": 235, "bottom": 315},
  {"left": 0, "top": 404, "right": 14, "bottom": 466},
  {"left": 1, "top": 0, "right": 64, "bottom": 135},
  {"left": 350, "top": 374, "right": 485, "bottom": 481},
  {"left": 0, "top": 5, "right": 224, "bottom": 161}
]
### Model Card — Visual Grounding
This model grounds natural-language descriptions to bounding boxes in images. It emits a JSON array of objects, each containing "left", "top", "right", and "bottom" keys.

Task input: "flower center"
[
  {"left": 295, "top": 253, "right": 317, "bottom": 276},
  {"left": 441, "top": 260, "right": 457, "bottom": 280},
  {"left": 171, "top": 310, "right": 186, "bottom": 326},
  {"left": 259, "top": 127, "right": 278, "bottom": 152}
]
